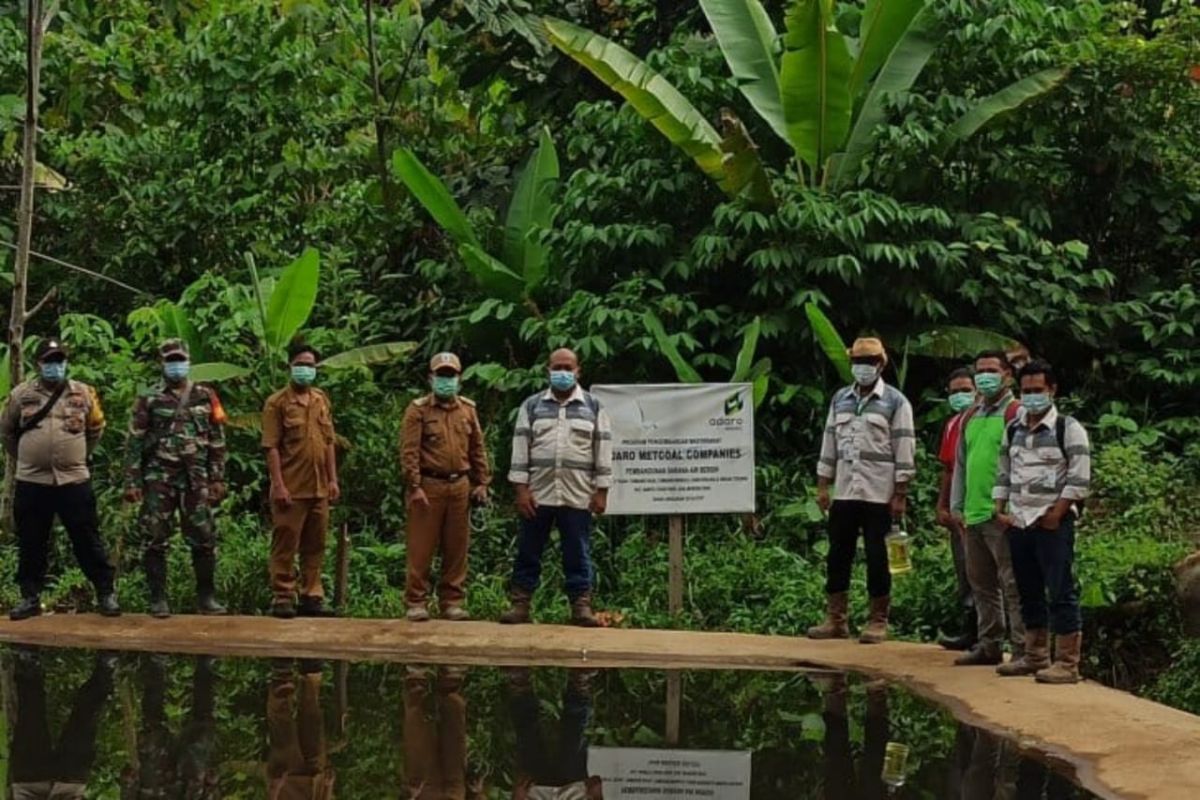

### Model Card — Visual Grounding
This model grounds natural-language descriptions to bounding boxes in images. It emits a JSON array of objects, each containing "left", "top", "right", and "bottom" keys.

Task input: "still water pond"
[{"left": 0, "top": 647, "right": 1098, "bottom": 799}]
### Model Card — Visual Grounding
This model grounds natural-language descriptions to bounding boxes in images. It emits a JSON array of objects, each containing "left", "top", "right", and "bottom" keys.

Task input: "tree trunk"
[
  {"left": 364, "top": 0, "right": 394, "bottom": 211},
  {"left": 3, "top": 0, "right": 45, "bottom": 535}
]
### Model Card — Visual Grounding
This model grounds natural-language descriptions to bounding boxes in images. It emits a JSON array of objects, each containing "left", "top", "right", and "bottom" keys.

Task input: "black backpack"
[{"left": 1005, "top": 414, "right": 1085, "bottom": 514}]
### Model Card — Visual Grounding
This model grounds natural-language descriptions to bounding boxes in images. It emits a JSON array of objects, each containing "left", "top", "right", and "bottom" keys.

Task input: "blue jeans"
[
  {"left": 511, "top": 506, "right": 593, "bottom": 599},
  {"left": 1007, "top": 515, "right": 1082, "bottom": 635}
]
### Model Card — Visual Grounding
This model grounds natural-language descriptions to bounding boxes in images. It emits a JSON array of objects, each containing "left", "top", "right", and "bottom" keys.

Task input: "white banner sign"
[
  {"left": 587, "top": 747, "right": 751, "bottom": 799},
  {"left": 590, "top": 384, "right": 755, "bottom": 515}
]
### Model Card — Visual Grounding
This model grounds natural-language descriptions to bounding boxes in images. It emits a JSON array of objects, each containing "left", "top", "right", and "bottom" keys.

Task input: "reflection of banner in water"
[
  {"left": 586, "top": 747, "right": 751, "bottom": 800},
  {"left": 591, "top": 384, "right": 756, "bottom": 516}
]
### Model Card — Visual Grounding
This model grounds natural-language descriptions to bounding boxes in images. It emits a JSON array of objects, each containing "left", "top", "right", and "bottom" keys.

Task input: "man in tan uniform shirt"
[
  {"left": 400, "top": 352, "right": 490, "bottom": 622},
  {"left": 263, "top": 343, "right": 340, "bottom": 619},
  {"left": 0, "top": 339, "right": 119, "bottom": 620}
]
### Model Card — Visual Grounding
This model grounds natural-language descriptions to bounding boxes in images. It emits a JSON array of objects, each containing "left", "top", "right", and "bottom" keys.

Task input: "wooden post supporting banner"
[
  {"left": 665, "top": 670, "right": 682, "bottom": 746},
  {"left": 669, "top": 515, "right": 684, "bottom": 617},
  {"left": 333, "top": 522, "right": 350, "bottom": 613}
]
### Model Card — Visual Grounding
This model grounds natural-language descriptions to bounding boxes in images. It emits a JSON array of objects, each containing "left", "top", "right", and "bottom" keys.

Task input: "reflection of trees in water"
[{"left": 1, "top": 652, "right": 1096, "bottom": 799}]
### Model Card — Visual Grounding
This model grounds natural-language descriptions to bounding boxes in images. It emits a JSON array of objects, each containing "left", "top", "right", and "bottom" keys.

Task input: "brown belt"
[{"left": 421, "top": 469, "right": 466, "bottom": 483}]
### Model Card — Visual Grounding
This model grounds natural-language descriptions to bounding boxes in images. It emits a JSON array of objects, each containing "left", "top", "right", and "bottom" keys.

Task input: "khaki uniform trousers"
[
  {"left": 270, "top": 498, "right": 330, "bottom": 603},
  {"left": 404, "top": 670, "right": 467, "bottom": 800},
  {"left": 406, "top": 478, "right": 470, "bottom": 608},
  {"left": 267, "top": 670, "right": 333, "bottom": 800}
]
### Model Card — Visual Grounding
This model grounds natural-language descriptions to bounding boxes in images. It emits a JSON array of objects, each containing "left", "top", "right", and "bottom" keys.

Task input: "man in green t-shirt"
[{"left": 950, "top": 351, "right": 1025, "bottom": 666}]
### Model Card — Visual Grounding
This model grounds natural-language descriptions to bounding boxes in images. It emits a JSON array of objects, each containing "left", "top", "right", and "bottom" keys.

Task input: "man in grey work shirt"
[
  {"left": 808, "top": 337, "right": 916, "bottom": 644},
  {"left": 993, "top": 359, "right": 1091, "bottom": 684},
  {"left": 500, "top": 348, "right": 614, "bottom": 627}
]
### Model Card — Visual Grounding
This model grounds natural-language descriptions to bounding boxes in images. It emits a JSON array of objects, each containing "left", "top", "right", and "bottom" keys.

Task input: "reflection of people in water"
[
  {"left": 404, "top": 665, "right": 483, "bottom": 799},
  {"left": 9, "top": 648, "right": 114, "bottom": 800},
  {"left": 122, "top": 654, "right": 220, "bottom": 799},
  {"left": 268, "top": 659, "right": 335, "bottom": 800},
  {"left": 508, "top": 668, "right": 603, "bottom": 800},
  {"left": 818, "top": 674, "right": 888, "bottom": 800},
  {"left": 952, "top": 724, "right": 1080, "bottom": 800}
]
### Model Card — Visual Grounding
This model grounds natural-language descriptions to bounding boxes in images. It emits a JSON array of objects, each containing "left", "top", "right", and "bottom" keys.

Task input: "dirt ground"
[{"left": 2, "top": 615, "right": 1197, "bottom": 800}]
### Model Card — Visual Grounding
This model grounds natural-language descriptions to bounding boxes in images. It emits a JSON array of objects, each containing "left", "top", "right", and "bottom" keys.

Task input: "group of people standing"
[
  {"left": 4, "top": 329, "right": 1090, "bottom": 685},
  {"left": 3, "top": 336, "right": 614, "bottom": 630},
  {"left": 807, "top": 337, "right": 1091, "bottom": 684}
]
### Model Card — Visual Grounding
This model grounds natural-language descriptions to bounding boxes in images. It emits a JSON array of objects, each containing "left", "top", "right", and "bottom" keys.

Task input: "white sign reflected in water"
[{"left": 587, "top": 747, "right": 752, "bottom": 799}]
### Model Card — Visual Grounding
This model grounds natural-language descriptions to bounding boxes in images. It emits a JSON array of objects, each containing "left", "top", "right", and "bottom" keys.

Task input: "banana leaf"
[
  {"left": 849, "top": 0, "right": 927, "bottom": 98},
  {"left": 321, "top": 341, "right": 418, "bottom": 369},
  {"left": 780, "top": 0, "right": 854, "bottom": 174},
  {"left": 189, "top": 362, "right": 252, "bottom": 383},
  {"left": 541, "top": 17, "right": 732, "bottom": 194},
  {"left": 938, "top": 67, "right": 1069, "bottom": 155},
  {"left": 718, "top": 110, "right": 777, "bottom": 207},
  {"left": 264, "top": 247, "right": 319, "bottom": 349},
  {"left": 642, "top": 311, "right": 702, "bottom": 383},
  {"left": 502, "top": 126, "right": 559, "bottom": 290},
  {"left": 804, "top": 302, "right": 852, "bottom": 383},
  {"left": 699, "top": 0, "right": 788, "bottom": 143},
  {"left": 830, "top": 4, "right": 938, "bottom": 189},
  {"left": 392, "top": 148, "right": 481, "bottom": 248},
  {"left": 459, "top": 244, "right": 526, "bottom": 302},
  {"left": 907, "top": 326, "right": 1018, "bottom": 359},
  {"left": 731, "top": 316, "right": 763, "bottom": 383},
  {"left": 157, "top": 300, "right": 207, "bottom": 363}
]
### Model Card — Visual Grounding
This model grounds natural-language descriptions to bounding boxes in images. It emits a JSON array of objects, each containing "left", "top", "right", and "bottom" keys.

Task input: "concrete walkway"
[{"left": 2, "top": 614, "right": 1197, "bottom": 800}]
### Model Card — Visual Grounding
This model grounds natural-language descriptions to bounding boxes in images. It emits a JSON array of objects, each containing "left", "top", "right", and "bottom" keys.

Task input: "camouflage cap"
[
  {"left": 429, "top": 352, "right": 462, "bottom": 373},
  {"left": 159, "top": 338, "right": 190, "bottom": 359}
]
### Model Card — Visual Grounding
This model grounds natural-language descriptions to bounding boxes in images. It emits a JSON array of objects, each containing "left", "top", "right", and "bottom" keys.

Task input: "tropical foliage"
[{"left": 0, "top": 0, "right": 1198, "bottom": 711}]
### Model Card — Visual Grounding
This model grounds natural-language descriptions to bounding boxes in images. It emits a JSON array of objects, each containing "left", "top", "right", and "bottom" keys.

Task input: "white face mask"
[{"left": 851, "top": 363, "right": 880, "bottom": 386}]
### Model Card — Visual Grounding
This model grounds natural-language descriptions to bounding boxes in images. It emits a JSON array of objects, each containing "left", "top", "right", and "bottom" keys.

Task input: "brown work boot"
[
  {"left": 806, "top": 592, "right": 850, "bottom": 640},
  {"left": 440, "top": 604, "right": 471, "bottom": 622},
  {"left": 954, "top": 643, "right": 1003, "bottom": 666},
  {"left": 858, "top": 596, "right": 891, "bottom": 644},
  {"left": 499, "top": 587, "right": 533, "bottom": 625},
  {"left": 1036, "top": 632, "right": 1083, "bottom": 684},
  {"left": 570, "top": 593, "right": 601, "bottom": 628},
  {"left": 997, "top": 629, "right": 1050, "bottom": 676}
]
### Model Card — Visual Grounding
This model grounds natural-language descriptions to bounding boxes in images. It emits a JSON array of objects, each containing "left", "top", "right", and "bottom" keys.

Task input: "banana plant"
[
  {"left": 642, "top": 312, "right": 771, "bottom": 408},
  {"left": 392, "top": 126, "right": 562, "bottom": 304},
  {"left": 539, "top": 17, "right": 775, "bottom": 208},
  {"left": 154, "top": 247, "right": 415, "bottom": 383},
  {"left": 546, "top": 0, "right": 1068, "bottom": 193},
  {"left": 803, "top": 301, "right": 1019, "bottom": 388}
]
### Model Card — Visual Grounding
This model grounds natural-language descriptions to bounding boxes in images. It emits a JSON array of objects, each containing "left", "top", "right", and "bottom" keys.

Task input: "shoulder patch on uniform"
[
  {"left": 460, "top": 396, "right": 476, "bottom": 407},
  {"left": 414, "top": 396, "right": 430, "bottom": 407}
]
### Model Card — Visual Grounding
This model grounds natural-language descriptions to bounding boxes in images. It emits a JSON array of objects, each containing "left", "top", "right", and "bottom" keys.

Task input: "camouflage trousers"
[{"left": 139, "top": 471, "right": 216, "bottom": 557}]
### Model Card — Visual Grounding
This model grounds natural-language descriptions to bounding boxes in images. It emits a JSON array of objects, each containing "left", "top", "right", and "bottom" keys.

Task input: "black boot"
[
  {"left": 96, "top": 585, "right": 121, "bottom": 617},
  {"left": 8, "top": 596, "right": 41, "bottom": 621},
  {"left": 938, "top": 607, "right": 978, "bottom": 651},
  {"left": 193, "top": 550, "right": 226, "bottom": 615},
  {"left": 145, "top": 550, "right": 171, "bottom": 619}
]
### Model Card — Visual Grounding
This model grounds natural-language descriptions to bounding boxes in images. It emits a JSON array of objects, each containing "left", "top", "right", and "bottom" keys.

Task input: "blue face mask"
[
  {"left": 40, "top": 361, "right": 67, "bottom": 383},
  {"left": 163, "top": 360, "right": 190, "bottom": 382},
  {"left": 851, "top": 363, "right": 880, "bottom": 387},
  {"left": 974, "top": 372, "right": 1003, "bottom": 397},
  {"left": 948, "top": 391, "right": 974, "bottom": 413},
  {"left": 549, "top": 370, "right": 577, "bottom": 392},
  {"left": 432, "top": 375, "right": 459, "bottom": 399},
  {"left": 1021, "top": 393, "right": 1053, "bottom": 414},
  {"left": 291, "top": 365, "right": 317, "bottom": 387}
]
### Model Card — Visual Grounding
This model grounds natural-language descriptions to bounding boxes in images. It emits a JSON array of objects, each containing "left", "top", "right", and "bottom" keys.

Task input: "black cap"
[{"left": 35, "top": 339, "right": 67, "bottom": 361}]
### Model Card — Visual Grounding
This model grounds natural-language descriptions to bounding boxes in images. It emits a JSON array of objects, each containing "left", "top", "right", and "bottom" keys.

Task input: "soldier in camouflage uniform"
[{"left": 124, "top": 339, "right": 228, "bottom": 618}]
